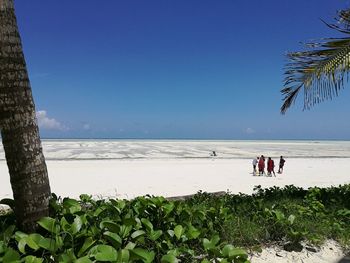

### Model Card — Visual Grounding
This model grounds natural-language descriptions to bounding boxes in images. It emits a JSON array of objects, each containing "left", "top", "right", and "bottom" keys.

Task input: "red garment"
[
  {"left": 267, "top": 159, "right": 274, "bottom": 172},
  {"left": 258, "top": 158, "right": 265, "bottom": 170}
]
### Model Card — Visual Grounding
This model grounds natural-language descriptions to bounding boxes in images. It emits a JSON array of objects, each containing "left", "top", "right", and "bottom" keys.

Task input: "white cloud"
[
  {"left": 245, "top": 127, "right": 255, "bottom": 134},
  {"left": 36, "top": 110, "right": 67, "bottom": 131}
]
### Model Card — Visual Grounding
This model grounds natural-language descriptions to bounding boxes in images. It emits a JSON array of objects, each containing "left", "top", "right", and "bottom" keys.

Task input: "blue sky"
[{"left": 15, "top": 0, "right": 350, "bottom": 139}]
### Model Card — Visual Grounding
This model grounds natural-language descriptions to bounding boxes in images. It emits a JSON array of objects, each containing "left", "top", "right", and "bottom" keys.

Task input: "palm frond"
[
  {"left": 335, "top": 9, "right": 350, "bottom": 30},
  {"left": 281, "top": 8, "right": 350, "bottom": 114}
]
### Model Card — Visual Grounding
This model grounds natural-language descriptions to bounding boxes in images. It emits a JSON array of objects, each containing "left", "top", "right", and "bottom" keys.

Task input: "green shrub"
[{"left": 1, "top": 184, "right": 350, "bottom": 262}]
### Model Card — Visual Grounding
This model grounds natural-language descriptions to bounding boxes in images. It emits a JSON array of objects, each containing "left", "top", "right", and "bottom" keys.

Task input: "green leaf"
[
  {"left": 119, "top": 225, "right": 132, "bottom": 239},
  {"left": 100, "top": 220, "right": 119, "bottom": 233},
  {"left": 125, "top": 242, "right": 136, "bottom": 250},
  {"left": 163, "top": 203, "right": 175, "bottom": 216},
  {"left": 60, "top": 217, "right": 70, "bottom": 232},
  {"left": 24, "top": 256, "right": 43, "bottom": 263},
  {"left": 222, "top": 246, "right": 247, "bottom": 259},
  {"left": 103, "top": 231, "right": 122, "bottom": 248},
  {"left": 56, "top": 236, "right": 64, "bottom": 250},
  {"left": 141, "top": 218, "right": 153, "bottom": 232},
  {"left": 26, "top": 234, "right": 42, "bottom": 251},
  {"left": 338, "top": 209, "right": 350, "bottom": 216},
  {"left": 79, "top": 194, "right": 92, "bottom": 202},
  {"left": 203, "top": 238, "right": 213, "bottom": 250},
  {"left": 23, "top": 233, "right": 56, "bottom": 253},
  {"left": 166, "top": 249, "right": 180, "bottom": 257},
  {"left": 14, "top": 231, "right": 27, "bottom": 242},
  {"left": 117, "top": 249, "right": 130, "bottom": 263},
  {"left": 187, "top": 225, "right": 200, "bottom": 239},
  {"left": 273, "top": 210, "right": 285, "bottom": 221},
  {"left": 123, "top": 218, "right": 136, "bottom": 227},
  {"left": 93, "top": 207, "right": 103, "bottom": 217},
  {"left": 74, "top": 256, "right": 92, "bottom": 263},
  {"left": 0, "top": 241, "right": 4, "bottom": 254},
  {"left": 211, "top": 235, "right": 220, "bottom": 246},
  {"left": 38, "top": 217, "right": 60, "bottom": 234},
  {"left": 193, "top": 210, "right": 206, "bottom": 220},
  {"left": 222, "top": 244, "right": 234, "bottom": 258},
  {"left": 38, "top": 237, "right": 57, "bottom": 252},
  {"left": 58, "top": 248, "right": 77, "bottom": 262},
  {"left": 90, "top": 245, "right": 118, "bottom": 262},
  {"left": 161, "top": 254, "right": 178, "bottom": 263},
  {"left": 110, "top": 199, "right": 126, "bottom": 211},
  {"left": 131, "top": 230, "right": 146, "bottom": 239},
  {"left": 2, "top": 225, "right": 15, "bottom": 244},
  {"left": 149, "top": 230, "right": 162, "bottom": 241},
  {"left": 203, "top": 236, "right": 220, "bottom": 251},
  {"left": 118, "top": 200, "right": 126, "bottom": 210},
  {"left": 108, "top": 201, "right": 122, "bottom": 214},
  {"left": 3, "top": 248, "right": 20, "bottom": 262},
  {"left": 174, "top": 225, "right": 184, "bottom": 240},
  {"left": 130, "top": 248, "right": 155, "bottom": 263},
  {"left": 167, "top": 230, "right": 174, "bottom": 237},
  {"left": 63, "top": 198, "right": 82, "bottom": 214},
  {"left": 78, "top": 237, "right": 95, "bottom": 257},
  {"left": 72, "top": 216, "right": 83, "bottom": 234},
  {"left": 152, "top": 196, "right": 166, "bottom": 206},
  {"left": 18, "top": 238, "right": 27, "bottom": 254}
]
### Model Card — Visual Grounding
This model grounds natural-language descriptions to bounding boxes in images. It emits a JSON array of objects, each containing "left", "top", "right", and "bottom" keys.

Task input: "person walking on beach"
[
  {"left": 278, "top": 156, "right": 285, "bottom": 174},
  {"left": 258, "top": 155, "right": 265, "bottom": 176},
  {"left": 252, "top": 157, "right": 259, "bottom": 175},
  {"left": 267, "top": 157, "right": 276, "bottom": 177}
]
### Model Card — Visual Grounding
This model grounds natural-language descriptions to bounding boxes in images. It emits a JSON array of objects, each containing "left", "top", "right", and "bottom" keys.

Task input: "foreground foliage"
[{"left": 1, "top": 184, "right": 350, "bottom": 262}]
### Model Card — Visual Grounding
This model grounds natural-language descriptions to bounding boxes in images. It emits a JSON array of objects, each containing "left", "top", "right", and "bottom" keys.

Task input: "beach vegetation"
[
  {"left": 1, "top": 184, "right": 350, "bottom": 262},
  {"left": 281, "top": 8, "right": 350, "bottom": 113}
]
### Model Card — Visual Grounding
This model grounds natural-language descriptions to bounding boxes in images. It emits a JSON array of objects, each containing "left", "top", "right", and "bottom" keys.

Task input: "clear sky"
[{"left": 14, "top": 0, "right": 350, "bottom": 139}]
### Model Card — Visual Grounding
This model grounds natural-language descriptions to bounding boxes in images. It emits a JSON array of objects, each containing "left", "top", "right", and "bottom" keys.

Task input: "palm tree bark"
[{"left": 0, "top": 0, "right": 51, "bottom": 232}]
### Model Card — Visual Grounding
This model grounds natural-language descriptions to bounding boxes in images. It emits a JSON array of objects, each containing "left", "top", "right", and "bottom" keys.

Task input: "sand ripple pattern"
[{"left": 1, "top": 140, "right": 350, "bottom": 160}]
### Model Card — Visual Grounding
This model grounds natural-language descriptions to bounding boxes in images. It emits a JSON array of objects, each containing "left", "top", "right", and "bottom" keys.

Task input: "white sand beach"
[
  {"left": 250, "top": 240, "right": 345, "bottom": 263},
  {"left": 1, "top": 140, "right": 349, "bottom": 262},
  {"left": 1, "top": 158, "right": 349, "bottom": 200},
  {"left": 1, "top": 140, "right": 350, "bottom": 199}
]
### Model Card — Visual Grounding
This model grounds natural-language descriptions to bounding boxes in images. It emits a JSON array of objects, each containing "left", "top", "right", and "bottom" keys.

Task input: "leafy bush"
[
  {"left": 1, "top": 184, "right": 350, "bottom": 262},
  {"left": 0, "top": 194, "right": 249, "bottom": 263}
]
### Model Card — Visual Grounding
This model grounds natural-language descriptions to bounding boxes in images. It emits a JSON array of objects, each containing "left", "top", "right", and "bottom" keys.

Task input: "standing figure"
[
  {"left": 267, "top": 157, "right": 276, "bottom": 177},
  {"left": 252, "top": 157, "right": 259, "bottom": 175},
  {"left": 258, "top": 155, "right": 265, "bottom": 176},
  {"left": 278, "top": 156, "right": 286, "bottom": 174}
]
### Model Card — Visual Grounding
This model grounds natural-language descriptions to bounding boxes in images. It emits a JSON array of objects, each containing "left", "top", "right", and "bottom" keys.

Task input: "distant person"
[
  {"left": 278, "top": 156, "right": 286, "bottom": 174},
  {"left": 258, "top": 155, "right": 265, "bottom": 176},
  {"left": 252, "top": 157, "right": 259, "bottom": 174},
  {"left": 267, "top": 157, "right": 276, "bottom": 177},
  {"left": 210, "top": 151, "right": 217, "bottom": 157}
]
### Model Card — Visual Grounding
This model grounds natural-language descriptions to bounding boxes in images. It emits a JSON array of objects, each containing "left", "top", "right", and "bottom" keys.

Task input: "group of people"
[{"left": 252, "top": 155, "right": 285, "bottom": 176}]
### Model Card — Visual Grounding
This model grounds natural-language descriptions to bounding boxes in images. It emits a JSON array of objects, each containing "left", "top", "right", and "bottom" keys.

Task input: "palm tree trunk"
[{"left": 0, "top": 0, "right": 51, "bottom": 232}]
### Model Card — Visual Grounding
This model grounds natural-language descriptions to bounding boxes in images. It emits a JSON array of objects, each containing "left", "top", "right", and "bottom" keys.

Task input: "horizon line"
[{"left": 39, "top": 137, "right": 350, "bottom": 141}]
